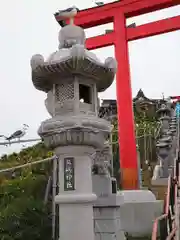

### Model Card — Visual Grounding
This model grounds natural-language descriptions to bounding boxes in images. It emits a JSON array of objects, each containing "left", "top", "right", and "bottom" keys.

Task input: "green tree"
[
  {"left": 111, "top": 112, "right": 159, "bottom": 187},
  {"left": 0, "top": 143, "right": 53, "bottom": 240}
]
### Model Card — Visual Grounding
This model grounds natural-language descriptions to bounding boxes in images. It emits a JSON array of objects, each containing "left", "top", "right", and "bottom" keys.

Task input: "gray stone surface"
[
  {"left": 153, "top": 105, "right": 177, "bottom": 180},
  {"left": 119, "top": 200, "right": 163, "bottom": 238},
  {"left": 91, "top": 146, "right": 125, "bottom": 240},
  {"left": 118, "top": 190, "right": 163, "bottom": 238},
  {"left": 93, "top": 190, "right": 163, "bottom": 239},
  {"left": 55, "top": 146, "right": 97, "bottom": 240},
  {"left": 31, "top": 19, "right": 117, "bottom": 240},
  {"left": 151, "top": 178, "right": 168, "bottom": 186},
  {"left": 94, "top": 206, "right": 126, "bottom": 240},
  {"left": 31, "top": 25, "right": 117, "bottom": 93},
  {"left": 92, "top": 173, "right": 163, "bottom": 239},
  {"left": 156, "top": 104, "right": 171, "bottom": 117}
]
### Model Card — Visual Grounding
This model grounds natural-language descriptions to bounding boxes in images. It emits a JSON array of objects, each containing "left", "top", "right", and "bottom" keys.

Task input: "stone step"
[{"left": 150, "top": 185, "right": 167, "bottom": 200}]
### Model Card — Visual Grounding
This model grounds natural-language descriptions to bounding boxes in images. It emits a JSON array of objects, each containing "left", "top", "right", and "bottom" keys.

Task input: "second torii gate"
[{"left": 57, "top": 0, "right": 180, "bottom": 189}]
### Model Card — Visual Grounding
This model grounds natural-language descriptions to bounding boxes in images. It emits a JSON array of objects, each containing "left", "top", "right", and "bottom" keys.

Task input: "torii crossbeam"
[{"left": 56, "top": 0, "right": 180, "bottom": 190}]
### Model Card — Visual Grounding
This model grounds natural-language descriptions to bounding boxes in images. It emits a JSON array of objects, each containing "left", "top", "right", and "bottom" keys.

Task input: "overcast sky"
[{"left": 0, "top": 0, "right": 180, "bottom": 155}]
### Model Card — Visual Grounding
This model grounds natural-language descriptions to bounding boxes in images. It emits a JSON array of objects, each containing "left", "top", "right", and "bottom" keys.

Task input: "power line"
[{"left": 0, "top": 138, "right": 41, "bottom": 146}]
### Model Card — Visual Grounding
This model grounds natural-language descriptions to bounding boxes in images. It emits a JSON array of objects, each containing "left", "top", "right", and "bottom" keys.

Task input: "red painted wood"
[
  {"left": 85, "top": 15, "right": 180, "bottom": 50},
  {"left": 67, "top": 1, "right": 141, "bottom": 28},
  {"left": 85, "top": 32, "right": 114, "bottom": 50},
  {"left": 113, "top": 13, "right": 138, "bottom": 189},
  {"left": 124, "top": 0, "right": 180, "bottom": 17},
  {"left": 127, "top": 15, "right": 180, "bottom": 41},
  {"left": 69, "top": 0, "right": 180, "bottom": 29},
  {"left": 170, "top": 96, "right": 180, "bottom": 100},
  {"left": 64, "top": 9, "right": 114, "bottom": 29},
  {"left": 73, "top": 0, "right": 180, "bottom": 189}
]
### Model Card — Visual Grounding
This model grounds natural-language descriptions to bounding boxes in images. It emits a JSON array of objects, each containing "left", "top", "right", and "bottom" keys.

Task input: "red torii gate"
[
  {"left": 171, "top": 96, "right": 180, "bottom": 105},
  {"left": 57, "top": 0, "right": 180, "bottom": 190},
  {"left": 171, "top": 96, "right": 180, "bottom": 100}
]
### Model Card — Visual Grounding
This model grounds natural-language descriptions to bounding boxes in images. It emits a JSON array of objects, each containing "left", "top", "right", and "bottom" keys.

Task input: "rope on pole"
[{"left": 0, "top": 156, "right": 56, "bottom": 174}]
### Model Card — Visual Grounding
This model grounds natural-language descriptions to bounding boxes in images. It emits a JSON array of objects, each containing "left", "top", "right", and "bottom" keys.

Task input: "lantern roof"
[{"left": 31, "top": 24, "right": 117, "bottom": 93}]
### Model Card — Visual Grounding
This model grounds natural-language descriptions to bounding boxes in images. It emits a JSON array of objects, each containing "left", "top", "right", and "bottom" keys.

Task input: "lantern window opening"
[{"left": 79, "top": 84, "right": 92, "bottom": 104}]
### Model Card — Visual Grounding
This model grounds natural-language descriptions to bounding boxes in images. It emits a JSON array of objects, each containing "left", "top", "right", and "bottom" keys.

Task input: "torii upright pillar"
[{"left": 56, "top": 0, "right": 180, "bottom": 190}]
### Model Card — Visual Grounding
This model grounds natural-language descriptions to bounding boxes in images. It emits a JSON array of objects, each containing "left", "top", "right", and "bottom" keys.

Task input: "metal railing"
[
  {"left": 152, "top": 120, "right": 180, "bottom": 240},
  {"left": 151, "top": 175, "right": 178, "bottom": 240}
]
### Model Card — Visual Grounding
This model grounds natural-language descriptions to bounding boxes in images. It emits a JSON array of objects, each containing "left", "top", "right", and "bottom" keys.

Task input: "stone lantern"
[
  {"left": 156, "top": 141, "right": 172, "bottom": 178},
  {"left": 158, "top": 135, "right": 172, "bottom": 143},
  {"left": 169, "top": 124, "right": 177, "bottom": 135},
  {"left": 169, "top": 122, "right": 176, "bottom": 129},
  {"left": 169, "top": 117, "right": 177, "bottom": 158},
  {"left": 156, "top": 104, "right": 171, "bottom": 117},
  {"left": 153, "top": 108, "right": 177, "bottom": 181},
  {"left": 30, "top": 23, "right": 117, "bottom": 240},
  {"left": 156, "top": 104, "right": 171, "bottom": 133},
  {"left": 170, "top": 116, "right": 177, "bottom": 127},
  {"left": 171, "top": 117, "right": 177, "bottom": 123}
]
